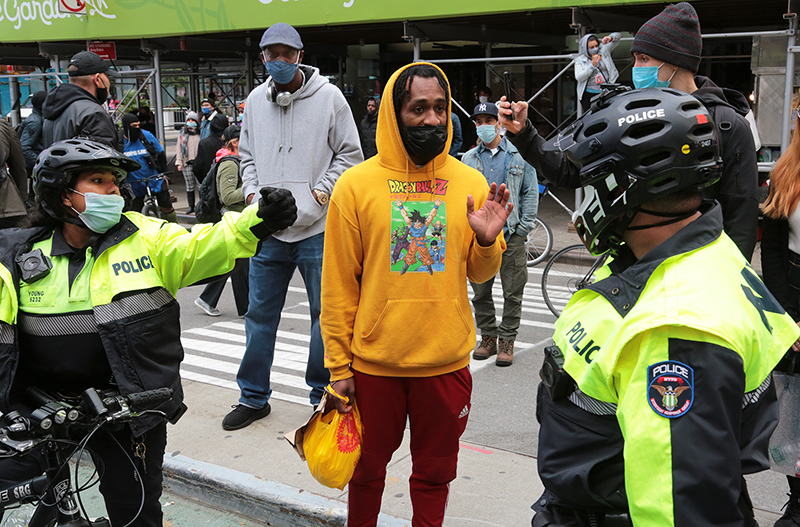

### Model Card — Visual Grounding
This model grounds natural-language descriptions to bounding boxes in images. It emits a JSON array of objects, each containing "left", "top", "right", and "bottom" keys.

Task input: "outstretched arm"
[
  {"left": 467, "top": 182, "right": 513, "bottom": 246},
  {"left": 426, "top": 198, "right": 442, "bottom": 225}
]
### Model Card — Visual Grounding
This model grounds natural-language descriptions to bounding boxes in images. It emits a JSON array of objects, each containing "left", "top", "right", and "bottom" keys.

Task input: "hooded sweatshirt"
[
  {"left": 693, "top": 75, "right": 759, "bottom": 260},
  {"left": 574, "top": 33, "right": 621, "bottom": 100},
  {"left": 321, "top": 63, "right": 505, "bottom": 380},
  {"left": 240, "top": 64, "right": 363, "bottom": 243},
  {"left": 41, "top": 83, "right": 118, "bottom": 150}
]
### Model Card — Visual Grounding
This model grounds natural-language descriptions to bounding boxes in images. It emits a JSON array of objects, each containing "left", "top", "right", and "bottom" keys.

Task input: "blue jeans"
[{"left": 238, "top": 232, "right": 327, "bottom": 407}]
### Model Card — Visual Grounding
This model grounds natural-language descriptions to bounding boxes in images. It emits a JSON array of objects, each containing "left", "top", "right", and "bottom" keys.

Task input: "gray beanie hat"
[
  {"left": 631, "top": 2, "right": 702, "bottom": 73},
  {"left": 186, "top": 111, "right": 199, "bottom": 122}
]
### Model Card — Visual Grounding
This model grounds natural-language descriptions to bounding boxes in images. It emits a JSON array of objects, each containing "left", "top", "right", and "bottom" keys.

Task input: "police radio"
[{"left": 540, "top": 345, "right": 573, "bottom": 401}]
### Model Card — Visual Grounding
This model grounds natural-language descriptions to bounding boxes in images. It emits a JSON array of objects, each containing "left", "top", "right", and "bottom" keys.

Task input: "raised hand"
[
  {"left": 466, "top": 182, "right": 513, "bottom": 246},
  {"left": 497, "top": 95, "right": 528, "bottom": 135}
]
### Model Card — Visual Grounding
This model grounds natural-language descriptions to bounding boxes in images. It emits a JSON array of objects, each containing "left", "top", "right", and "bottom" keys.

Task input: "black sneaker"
[{"left": 222, "top": 403, "right": 271, "bottom": 431}]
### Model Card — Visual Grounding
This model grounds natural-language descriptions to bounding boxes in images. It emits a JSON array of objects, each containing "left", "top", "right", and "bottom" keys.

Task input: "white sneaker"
[{"left": 194, "top": 297, "right": 221, "bottom": 317}]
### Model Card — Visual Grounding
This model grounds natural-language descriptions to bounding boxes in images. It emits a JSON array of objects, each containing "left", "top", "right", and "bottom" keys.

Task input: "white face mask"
[{"left": 478, "top": 96, "right": 489, "bottom": 103}]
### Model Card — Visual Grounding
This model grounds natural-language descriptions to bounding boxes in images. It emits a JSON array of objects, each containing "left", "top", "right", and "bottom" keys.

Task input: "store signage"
[
  {"left": 88, "top": 41, "right": 116, "bottom": 60},
  {"left": 1, "top": 0, "right": 658, "bottom": 44},
  {"left": 58, "top": 0, "right": 86, "bottom": 15}
]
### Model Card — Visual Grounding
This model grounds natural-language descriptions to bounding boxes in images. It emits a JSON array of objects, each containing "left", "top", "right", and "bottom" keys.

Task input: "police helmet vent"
[
  {"left": 626, "top": 121, "right": 667, "bottom": 141},
  {"left": 582, "top": 122, "right": 607, "bottom": 138},
  {"left": 624, "top": 97, "right": 662, "bottom": 111}
]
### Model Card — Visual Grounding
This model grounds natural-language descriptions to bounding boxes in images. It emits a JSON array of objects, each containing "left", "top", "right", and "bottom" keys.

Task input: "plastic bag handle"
[{"left": 325, "top": 384, "right": 350, "bottom": 405}]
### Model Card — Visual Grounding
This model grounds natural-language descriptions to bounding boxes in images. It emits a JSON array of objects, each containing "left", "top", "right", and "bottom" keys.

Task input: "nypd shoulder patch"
[{"left": 647, "top": 361, "right": 694, "bottom": 418}]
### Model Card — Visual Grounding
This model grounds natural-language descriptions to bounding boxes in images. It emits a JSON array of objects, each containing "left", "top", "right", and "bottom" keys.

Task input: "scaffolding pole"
[{"left": 783, "top": 13, "right": 797, "bottom": 153}]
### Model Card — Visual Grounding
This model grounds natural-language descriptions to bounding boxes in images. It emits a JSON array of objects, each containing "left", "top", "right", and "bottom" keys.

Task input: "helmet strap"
[{"left": 625, "top": 208, "right": 698, "bottom": 231}]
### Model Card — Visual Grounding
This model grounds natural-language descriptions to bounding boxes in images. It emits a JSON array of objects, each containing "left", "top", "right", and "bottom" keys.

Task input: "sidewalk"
[{"left": 165, "top": 380, "right": 542, "bottom": 527}]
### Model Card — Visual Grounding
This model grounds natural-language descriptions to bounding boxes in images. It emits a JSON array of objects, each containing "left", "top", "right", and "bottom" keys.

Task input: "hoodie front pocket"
[
  {"left": 291, "top": 183, "right": 326, "bottom": 227},
  {"left": 359, "top": 298, "right": 472, "bottom": 368}
]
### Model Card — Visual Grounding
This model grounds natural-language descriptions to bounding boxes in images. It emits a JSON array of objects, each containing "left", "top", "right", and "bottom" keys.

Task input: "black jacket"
[
  {"left": 693, "top": 76, "right": 759, "bottom": 261},
  {"left": 360, "top": 112, "right": 378, "bottom": 159},
  {"left": 193, "top": 135, "right": 224, "bottom": 184},
  {"left": 19, "top": 108, "right": 44, "bottom": 172},
  {"left": 42, "top": 83, "right": 119, "bottom": 151},
  {"left": 508, "top": 78, "right": 759, "bottom": 260},
  {"left": 761, "top": 214, "right": 800, "bottom": 321}
]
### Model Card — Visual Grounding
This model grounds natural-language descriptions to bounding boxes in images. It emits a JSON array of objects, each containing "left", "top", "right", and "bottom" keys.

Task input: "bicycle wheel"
[
  {"left": 141, "top": 201, "right": 162, "bottom": 219},
  {"left": 525, "top": 218, "right": 553, "bottom": 267},
  {"left": 541, "top": 244, "right": 603, "bottom": 318},
  {"left": 0, "top": 504, "right": 54, "bottom": 527}
]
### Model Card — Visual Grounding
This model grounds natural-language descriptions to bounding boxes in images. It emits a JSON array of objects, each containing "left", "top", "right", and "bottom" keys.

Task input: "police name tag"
[{"left": 647, "top": 361, "right": 694, "bottom": 418}]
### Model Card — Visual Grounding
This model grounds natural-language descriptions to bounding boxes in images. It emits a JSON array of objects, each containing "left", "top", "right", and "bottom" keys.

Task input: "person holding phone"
[{"left": 574, "top": 32, "right": 621, "bottom": 113}]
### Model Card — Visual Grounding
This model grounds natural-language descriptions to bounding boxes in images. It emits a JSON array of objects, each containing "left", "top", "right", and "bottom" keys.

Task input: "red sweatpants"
[{"left": 347, "top": 367, "right": 472, "bottom": 527}]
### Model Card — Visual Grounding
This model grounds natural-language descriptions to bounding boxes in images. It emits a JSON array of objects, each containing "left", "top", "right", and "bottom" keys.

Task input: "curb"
[{"left": 162, "top": 454, "right": 410, "bottom": 527}]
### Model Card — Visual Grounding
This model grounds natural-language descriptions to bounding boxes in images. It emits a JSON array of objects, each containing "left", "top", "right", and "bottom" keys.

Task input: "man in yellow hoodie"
[{"left": 321, "top": 63, "right": 512, "bottom": 526}]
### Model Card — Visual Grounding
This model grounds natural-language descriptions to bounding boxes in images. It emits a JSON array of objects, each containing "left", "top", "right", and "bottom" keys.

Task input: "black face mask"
[
  {"left": 399, "top": 124, "right": 448, "bottom": 165},
  {"left": 96, "top": 86, "right": 108, "bottom": 104}
]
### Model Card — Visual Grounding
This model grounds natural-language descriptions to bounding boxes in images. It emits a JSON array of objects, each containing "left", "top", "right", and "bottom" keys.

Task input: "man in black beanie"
[
  {"left": 499, "top": 2, "right": 759, "bottom": 261},
  {"left": 193, "top": 112, "right": 229, "bottom": 186},
  {"left": 629, "top": 2, "right": 758, "bottom": 261}
]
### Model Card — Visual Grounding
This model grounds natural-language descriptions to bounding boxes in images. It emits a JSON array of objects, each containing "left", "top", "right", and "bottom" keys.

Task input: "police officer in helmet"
[
  {"left": 533, "top": 87, "right": 799, "bottom": 527},
  {"left": 0, "top": 138, "right": 296, "bottom": 526}
]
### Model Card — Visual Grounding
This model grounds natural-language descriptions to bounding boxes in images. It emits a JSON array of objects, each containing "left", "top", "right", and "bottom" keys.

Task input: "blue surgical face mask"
[
  {"left": 70, "top": 191, "right": 125, "bottom": 234},
  {"left": 266, "top": 55, "right": 300, "bottom": 85},
  {"left": 476, "top": 124, "right": 499, "bottom": 144},
  {"left": 187, "top": 121, "right": 197, "bottom": 128},
  {"left": 632, "top": 63, "right": 675, "bottom": 89},
  {"left": 201, "top": 107, "right": 212, "bottom": 115}
]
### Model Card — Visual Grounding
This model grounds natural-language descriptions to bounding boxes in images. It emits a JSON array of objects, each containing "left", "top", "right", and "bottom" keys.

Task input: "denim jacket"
[{"left": 461, "top": 137, "right": 538, "bottom": 238}]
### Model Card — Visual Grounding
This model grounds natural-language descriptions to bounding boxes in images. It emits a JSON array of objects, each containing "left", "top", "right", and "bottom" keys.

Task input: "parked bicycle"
[
  {"left": 0, "top": 387, "right": 173, "bottom": 527},
  {"left": 525, "top": 182, "right": 577, "bottom": 267},
  {"left": 138, "top": 172, "right": 172, "bottom": 219},
  {"left": 541, "top": 244, "right": 608, "bottom": 318}
]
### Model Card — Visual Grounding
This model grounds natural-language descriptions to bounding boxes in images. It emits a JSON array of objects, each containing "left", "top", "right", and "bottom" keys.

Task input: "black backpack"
[{"left": 195, "top": 155, "right": 240, "bottom": 223}]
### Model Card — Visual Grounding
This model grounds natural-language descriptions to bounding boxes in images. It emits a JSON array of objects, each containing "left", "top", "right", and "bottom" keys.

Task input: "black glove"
[{"left": 250, "top": 187, "right": 297, "bottom": 240}]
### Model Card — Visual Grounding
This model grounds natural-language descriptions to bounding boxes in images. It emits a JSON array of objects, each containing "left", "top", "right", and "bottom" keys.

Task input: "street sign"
[
  {"left": 88, "top": 42, "right": 117, "bottom": 61},
  {"left": 58, "top": 0, "right": 86, "bottom": 15}
]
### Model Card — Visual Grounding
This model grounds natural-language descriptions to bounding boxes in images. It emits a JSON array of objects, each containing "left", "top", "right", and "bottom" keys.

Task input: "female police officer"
[{"left": 0, "top": 138, "right": 296, "bottom": 526}]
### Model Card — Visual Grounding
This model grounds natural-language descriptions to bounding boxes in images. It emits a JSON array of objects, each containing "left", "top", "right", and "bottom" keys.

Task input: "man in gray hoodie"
[{"left": 224, "top": 22, "right": 362, "bottom": 430}]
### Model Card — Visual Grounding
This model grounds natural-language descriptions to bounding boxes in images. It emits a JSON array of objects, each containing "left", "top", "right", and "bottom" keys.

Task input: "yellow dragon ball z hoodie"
[{"left": 321, "top": 62, "right": 505, "bottom": 380}]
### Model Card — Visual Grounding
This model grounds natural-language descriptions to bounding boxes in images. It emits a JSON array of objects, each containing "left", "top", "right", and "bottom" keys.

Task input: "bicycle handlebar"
[{"left": 0, "top": 387, "right": 174, "bottom": 456}]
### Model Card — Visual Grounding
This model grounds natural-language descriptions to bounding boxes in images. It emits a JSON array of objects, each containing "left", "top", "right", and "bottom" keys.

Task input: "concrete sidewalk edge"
[{"left": 162, "top": 454, "right": 410, "bottom": 527}]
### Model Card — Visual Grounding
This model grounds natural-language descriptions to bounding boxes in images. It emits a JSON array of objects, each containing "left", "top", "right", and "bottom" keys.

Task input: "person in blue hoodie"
[{"left": 121, "top": 112, "right": 177, "bottom": 223}]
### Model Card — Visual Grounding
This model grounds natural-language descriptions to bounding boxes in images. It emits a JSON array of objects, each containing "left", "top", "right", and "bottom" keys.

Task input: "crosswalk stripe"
[
  {"left": 181, "top": 338, "right": 308, "bottom": 368},
  {"left": 182, "top": 354, "right": 309, "bottom": 390},
  {"left": 181, "top": 370, "right": 309, "bottom": 406}
]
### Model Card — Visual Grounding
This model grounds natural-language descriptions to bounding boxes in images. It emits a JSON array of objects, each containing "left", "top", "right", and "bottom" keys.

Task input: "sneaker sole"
[{"left": 222, "top": 405, "right": 271, "bottom": 431}]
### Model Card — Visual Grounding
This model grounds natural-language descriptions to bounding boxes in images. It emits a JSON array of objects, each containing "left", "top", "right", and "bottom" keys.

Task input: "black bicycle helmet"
[
  {"left": 33, "top": 138, "right": 141, "bottom": 202},
  {"left": 543, "top": 87, "right": 721, "bottom": 256}
]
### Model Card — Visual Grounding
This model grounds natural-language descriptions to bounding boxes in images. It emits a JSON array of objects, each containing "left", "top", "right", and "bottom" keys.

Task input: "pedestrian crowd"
[{"left": 1, "top": 3, "right": 800, "bottom": 527}]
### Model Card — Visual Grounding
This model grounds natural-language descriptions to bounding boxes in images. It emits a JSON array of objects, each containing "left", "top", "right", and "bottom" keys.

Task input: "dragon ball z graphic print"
[{"left": 391, "top": 199, "right": 447, "bottom": 275}]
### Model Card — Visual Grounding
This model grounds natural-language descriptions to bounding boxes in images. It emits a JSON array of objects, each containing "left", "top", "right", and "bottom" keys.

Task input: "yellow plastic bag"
[{"left": 302, "top": 385, "right": 363, "bottom": 490}]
